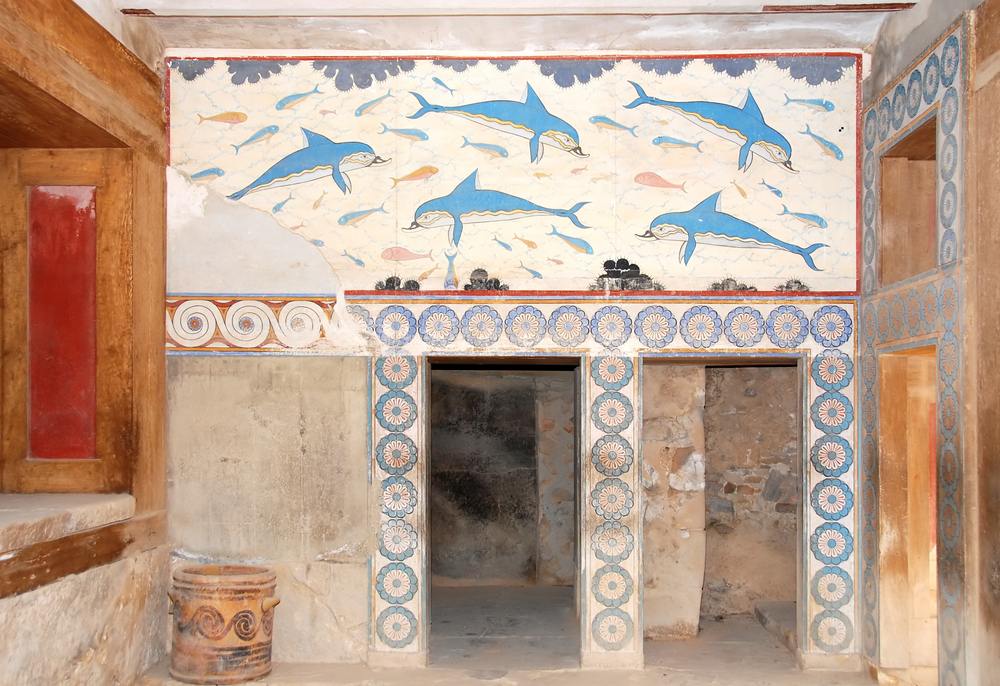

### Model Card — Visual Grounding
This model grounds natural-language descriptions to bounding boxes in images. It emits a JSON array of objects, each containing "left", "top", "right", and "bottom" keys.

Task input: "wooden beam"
[
  {"left": 0, "top": 510, "right": 165, "bottom": 599},
  {"left": 763, "top": 3, "right": 915, "bottom": 11}
]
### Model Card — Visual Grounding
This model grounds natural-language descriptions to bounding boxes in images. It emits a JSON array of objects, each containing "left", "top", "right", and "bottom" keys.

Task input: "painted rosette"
[
  {"left": 811, "top": 391, "right": 853, "bottom": 434},
  {"left": 810, "top": 436, "right": 853, "bottom": 478},
  {"left": 923, "top": 52, "right": 940, "bottom": 104},
  {"left": 906, "top": 69, "right": 922, "bottom": 118},
  {"left": 591, "top": 478, "right": 634, "bottom": 520},
  {"left": 592, "top": 608, "right": 634, "bottom": 651},
  {"left": 461, "top": 305, "right": 502, "bottom": 347},
  {"left": 591, "top": 435, "right": 634, "bottom": 477},
  {"left": 379, "top": 519, "right": 417, "bottom": 561},
  {"left": 940, "top": 277, "right": 958, "bottom": 326},
  {"left": 505, "top": 305, "right": 546, "bottom": 347},
  {"left": 890, "top": 83, "right": 906, "bottom": 130},
  {"left": 679, "top": 305, "right": 722, "bottom": 349},
  {"left": 905, "top": 289, "right": 921, "bottom": 337},
  {"left": 375, "top": 355, "right": 416, "bottom": 390},
  {"left": 811, "top": 609, "right": 853, "bottom": 653},
  {"left": 811, "top": 566, "right": 853, "bottom": 610},
  {"left": 418, "top": 305, "right": 459, "bottom": 347},
  {"left": 922, "top": 281, "right": 939, "bottom": 332},
  {"left": 811, "top": 349, "right": 853, "bottom": 391},
  {"left": 940, "top": 87, "right": 959, "bottom": 135},
  {"left": 591, "top": 392, "right": 633, "bottom": 434},
  {"left": 766, "top": 305, "right": 808, "bottom": 348},
  {"left": 877, "top": 97, "right": 890, "bottom": 142},
  {"left": 376, "top": 562, "right": 418, "bottom": 604},
  {"left": 811, "top": 478, "right": 854, "bottom": 521},
  {"left": 810, "top": 522, "right": 853, "bottom": 565},
  {"left": 863, "top": 109, "right": 877, "bottom": 150},
  {"left": 592, "top": 564, "right": 633, "bottom": 608},
  {"left": 811, "top": 305, "right": 852, "bottom": 348},
  {"left": 724, "top": 306, "right": 764, "bottom": 348},
  {"left": 375, "top": 305, "right": 416, "bottom": 347},
  {"left": 548, "top": 305, "right": 589, "bottom": 347},
  {"left": 940, "top": 35, "right": 959, "bottom": 87},
  {"left": 375, "top": 434, "right": 417, "bottom": 475},
  {"left": 347, "top": 305, "right": 375, "bottom": 333},
  {"left": 592, "top": 521, "right": 634, "bottom": 563},
  {"left": 591, "top": 356, "right": 633, "bottom": 391},
  {"left": 941, "top": 387, "right": 959, "bottom": 439},
  {"left": 376, "top": 390, "right": 417, "bottom": 431},
  {"left": 380, "top": 476, "right": 417, "bottom": 517},
  {"left": 591, "top": 306, "right": 632, "bottom": 349},
  {"left": 634, "top": 305, "right": 677, "bottom": 348},
  {"left": 376, "top": 606, "right": 417, "bottom": 649}
]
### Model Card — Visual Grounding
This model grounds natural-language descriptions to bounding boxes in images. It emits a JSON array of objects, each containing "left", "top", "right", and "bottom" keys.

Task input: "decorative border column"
[{"left": 580, "top": 353, "right": 643, "bottom": 668}]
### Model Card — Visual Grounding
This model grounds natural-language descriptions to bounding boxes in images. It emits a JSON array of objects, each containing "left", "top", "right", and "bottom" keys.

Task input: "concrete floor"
[{"left": 143, "top": 587, "right": 875, "bottom": 685}]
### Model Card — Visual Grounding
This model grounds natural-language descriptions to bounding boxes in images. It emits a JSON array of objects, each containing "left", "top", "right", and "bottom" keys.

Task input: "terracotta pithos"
[{"left": 169, "top": 565, "right": 280, "bottom": 684}]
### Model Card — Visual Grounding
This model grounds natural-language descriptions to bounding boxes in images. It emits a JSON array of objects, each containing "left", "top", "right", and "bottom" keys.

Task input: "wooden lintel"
[{"left": 763, "top": 3, "right": 916, "bottom": 11}]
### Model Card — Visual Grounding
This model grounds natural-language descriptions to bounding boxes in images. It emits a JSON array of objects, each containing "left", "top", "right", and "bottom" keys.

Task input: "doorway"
[{"left": 427, "top": 359, "right": 580, "bottom": 670}]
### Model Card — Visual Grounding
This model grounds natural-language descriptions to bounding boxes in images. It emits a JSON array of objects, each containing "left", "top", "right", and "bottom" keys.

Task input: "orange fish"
[
  {"left": 547, "top": 257, "right": 564, "bottom": 265},
  {"left": 513, "top": 234, "right": 538, "bottom": 249},
  {"left": 390, "top": 165, "right": 439, "bottom": 188},
  {"left": 197, "top": 111, "right": 247, "bottom": 125},
  {"left": 382, "top": 247, "right": 434, "bottom": 261},
  {"left": 635, "top": 172, "right": 686, "bottom": 192},
  {"left": 571, "top": 166, "right": 588, "bottom": 174}
]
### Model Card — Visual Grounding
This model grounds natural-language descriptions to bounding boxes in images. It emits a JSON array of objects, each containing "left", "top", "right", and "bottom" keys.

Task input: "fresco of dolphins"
[
  {"left": 624, "top": 82, "right": 795, "bottom": 173},
  {"left": 403, "top": 170, "right": 588, "bottom": 249},
  {"left": 636, "top": 191, "right": 825, "bottom": 270},
  {"left": 407, "top": 84, "right": 588, "bottom": 163},
  {"left": 228, "top": 128, "right": 390, "bottom": 200}
]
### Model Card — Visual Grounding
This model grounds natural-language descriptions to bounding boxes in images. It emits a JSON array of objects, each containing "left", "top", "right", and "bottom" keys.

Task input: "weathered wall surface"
[
  {"left": 641, "top": 364, "right": 707, "bottom": 638},
  {"left": 0, "top": 547, "right": 169, "bottom": 685},
  {"left": 701, "top": 366, "right": 799, "bottom": 616},
  {"left": 167, "top": 356, "right": 370, "bottom": 662},
  {"left": 536, "top": 373, "right": 576, "bottom": 586}
]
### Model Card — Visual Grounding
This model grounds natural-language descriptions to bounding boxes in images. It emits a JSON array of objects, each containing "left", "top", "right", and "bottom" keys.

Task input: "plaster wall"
[
  {"left": 166, "top": 355, "right": 371, "bottom": 662},
  {"left": 0, "top": 547, "right": 169, "bottom": 686}
]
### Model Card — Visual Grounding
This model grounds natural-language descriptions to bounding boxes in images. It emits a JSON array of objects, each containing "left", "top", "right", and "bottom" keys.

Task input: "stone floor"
[{"left": 142, "top": 586, "right": 875, "bottom": 686}]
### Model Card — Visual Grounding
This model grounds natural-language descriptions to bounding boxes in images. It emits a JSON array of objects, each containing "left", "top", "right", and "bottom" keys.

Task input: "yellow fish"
[
  {"left": 313, "top": 190, "right": 327, "bottom": 210},
  {"left": 391, "top": 165, "right": 439, "bottom": 188},
  {"left": 590, "top": 173, "right": 613, "bottom": 183},
  {"left": 197, "top": 111, "right": 247, "bottom": 126},
  {"left": 731, "top": 180, "right": 747, "bottom": 199},
  {"left": 654, "top": 120, "right": 671, "bottom": 125},
  {"left": 418, "top": 263, "right": 440, "bottom": 281},
  {"left": 513, "top": 234, "right": 537, "bottom": 249},
  {"left": 533, "top": 172, "right": 553, "bottom": 179}
]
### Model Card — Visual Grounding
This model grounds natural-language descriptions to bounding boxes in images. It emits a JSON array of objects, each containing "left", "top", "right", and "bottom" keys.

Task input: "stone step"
[{"left": 754, "top": 600, "right": 798, "bottom": 654}]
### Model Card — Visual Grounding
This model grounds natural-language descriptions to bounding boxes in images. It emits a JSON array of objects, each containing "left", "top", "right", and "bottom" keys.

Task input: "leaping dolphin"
[
  {"left": 407, "top": 84, "right": 588, "bottom": 163},
  {"left": 636, "top": 191, "right": 825, "bottom": 271},
  {"left": 625, "top": 82, "right": 796, "bottom": 173},
  {"left": 228, "top": 128, "right": 390, "bottom": 200},
  {"left": 403, "top": 170, "right": 588, "bottom": 249}
]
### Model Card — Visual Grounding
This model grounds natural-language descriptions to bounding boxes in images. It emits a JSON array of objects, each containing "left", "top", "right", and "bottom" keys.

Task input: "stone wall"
[
  {"left": 0, "top": 547, "right": 169, "bottom": 685},
  {"left": 167, "top": 355, "right": 370, "bottom": 663},
  {"left": 701, "top": 366, "right": 799, "bottom": 616}
]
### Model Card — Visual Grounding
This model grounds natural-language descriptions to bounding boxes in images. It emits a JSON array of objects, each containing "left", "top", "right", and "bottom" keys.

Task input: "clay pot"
[{"left": 168, "top": 565, "right": 280, "bottom": 684}]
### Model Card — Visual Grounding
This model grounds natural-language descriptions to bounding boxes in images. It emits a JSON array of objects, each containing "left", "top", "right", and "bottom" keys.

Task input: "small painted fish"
[
  {"left": 652, "top": 135, "right": 703, "bottom": 152},
  {"left": 731, "top": 180, "right": 747, "bottom": 199},
  {"left": 460, "top": 136, "right": 509, "bottom": 159},
  {"left": 589, "top": 115, "right": 638, "bottom": 137},
  {"left": 273, "top": 193, "right": 293, "bottom": 213},
  {"left": 355, "top": 90, "right": 392, "bottom": 117},
  {"left": 418, "top": 263, "right": 440, "bottom": 281},
  {"left": 444, "top": 252, "right": 458, "bottom": 289},
  {"left": 518, "top": 261, "right": 543, "bottom": 279},
  {"left": 287, "top": 222, "right": 305, "bottom": 231},
  {"left": 276, "top": 85, "right": 321, "bottom": 111},
  {"left": 784, "top": 94, "right": 835, "bottom": 112},
  {"left": 802, "top": 124, "right": 844, "bottom": 161},
  {"left": 310, "top": 239, "right": 325, "bottom": 247},
  {"left": 382, "top": 246, "right": 434, "bottom": 261},
  {"left": 548, "top": 226, "right": 594, "bottom": 255},
  {"left": 547, "top": 257, "right": 564, "bottom": 265},
  {"left": 780, "top": 204, "right": 828, "bottom": 229},
  {"left": 533, "top": 172, "right": 553, "bottom": 179},
  {"left": 232, "top": 125, "right": 279, "bottom": 154},
  {"left": 571, "top": 166, "right": 588, "bottom": 174},
  {"left": 635, "top": 172, "right": 686, "bottom": 192},
  {"left": 313, "top": 190, "right": 327, "bottom": 210},
  {"left": 378, "top": 123, "right": 429, "bottom": 142},
  {"left": 494, "top": 237, "right": 513, "bottom": 251},
  {"left": 654, "top": 119, "right": 672, "bottom": 125},
  {"left": 760, "top": 179, "right": 783, "bottom": 197},
  {"left": 319, "top": 109, "right": 337, "bottom": 115},
  {"left": 342, "top": 250, "right": 365, "bottom": 267},
  {"left": 191, "top": 167, "right": 225, "bottom": 180},
  {"left": 338, "top": 203, "right": 388, "bottom": 226},
  {"left": 391, "top": 165, "right": 439, "bottom": 188},
  {"left": 432, "top": 77, "right": 455, "bottom": 95},
  {"left": 590, "top": 174, "right": 613, "bottom": 183},
  {"left": 198, "top": 111, "right": 247, "bottom": 125},
  {"left": 513, "top": 234, "right": 538, "bottom": 249}
]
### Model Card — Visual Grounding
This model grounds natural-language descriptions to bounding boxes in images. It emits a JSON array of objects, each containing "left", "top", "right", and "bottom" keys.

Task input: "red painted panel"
[{"left": 28, "top": 186, "right": 97, "bottom": 459}]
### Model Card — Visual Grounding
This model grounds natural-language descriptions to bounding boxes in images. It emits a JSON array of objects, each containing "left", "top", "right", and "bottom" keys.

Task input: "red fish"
[
  {"left": 635, "top": 172, "right": 686, "bottom": 192},
  {"left": 381, "top": 247, "right": 434, "bottom": 261},
  {"left": 571, "top": 166, "right": 588, "bottom": 174}
]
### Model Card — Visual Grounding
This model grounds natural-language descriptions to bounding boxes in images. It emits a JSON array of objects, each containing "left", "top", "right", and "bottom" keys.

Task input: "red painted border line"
[{"left": 763, "top": 3, "right": 915, "bottom": 11}]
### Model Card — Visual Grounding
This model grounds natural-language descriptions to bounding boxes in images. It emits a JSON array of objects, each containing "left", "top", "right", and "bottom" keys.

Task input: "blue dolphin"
[
  {"left": 228, "top": 129, "right": 390, "bottom": 200},
  {"left": 636, "top": 191, "right": 825, "bottom": 271},
  {"left": 403, "top": 170, "right": 588, "bottom": 249},
  {"left": 407, "top": 84, "right": 588, "bottom": 163},
  {"left": 625, "top": 82, "right": 796, "bottom": 173}
]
